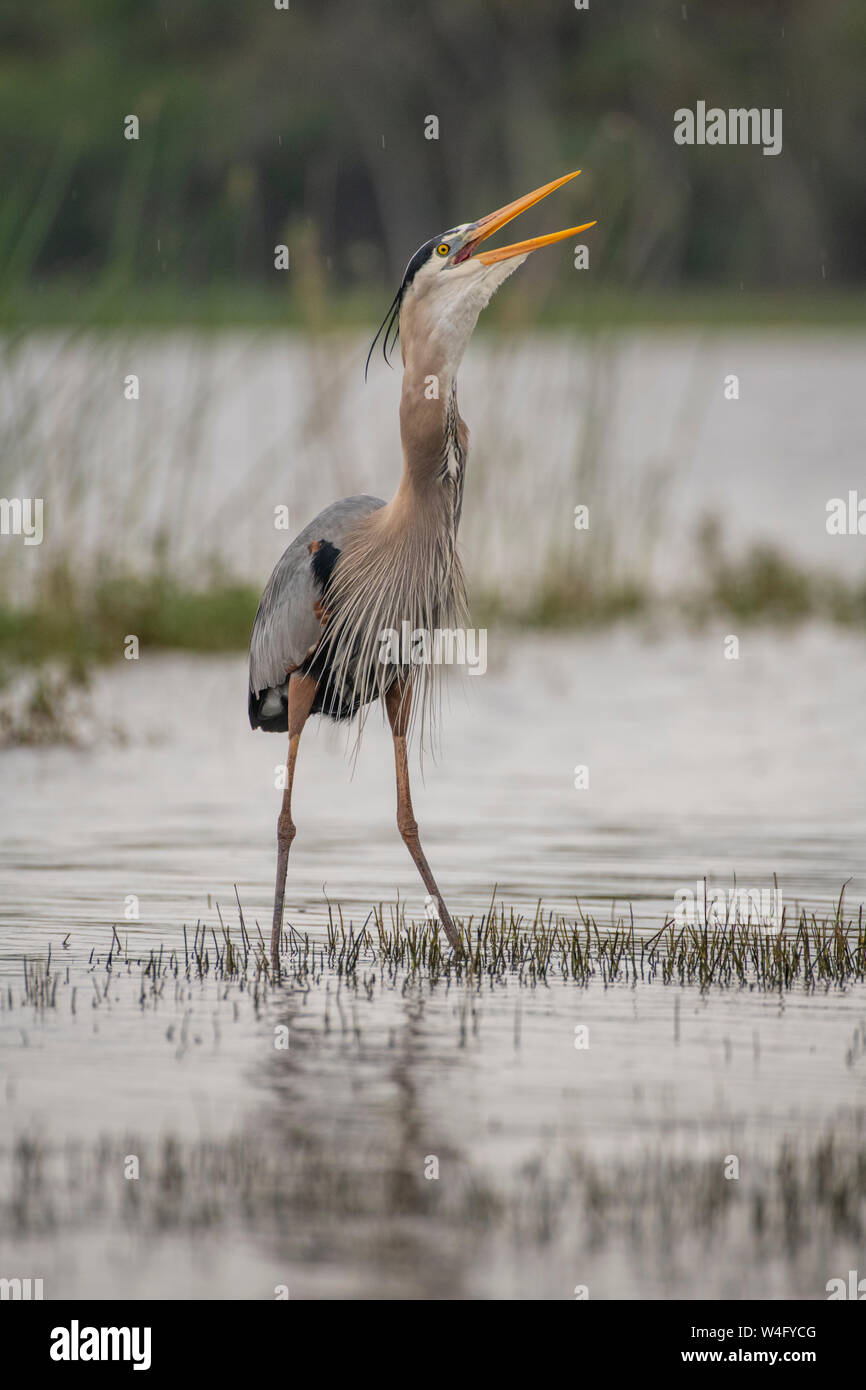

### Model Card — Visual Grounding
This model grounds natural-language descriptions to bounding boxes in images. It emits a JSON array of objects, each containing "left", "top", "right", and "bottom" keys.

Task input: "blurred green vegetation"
[
  {"left": 2, "top": 539, "right": 865, "bottom": 677},
  {"left": 1, "top": 0, "right": 865, "bottom": 325},
  {"left": 0, "top": 571, "right": 259, "bottom": 667}
]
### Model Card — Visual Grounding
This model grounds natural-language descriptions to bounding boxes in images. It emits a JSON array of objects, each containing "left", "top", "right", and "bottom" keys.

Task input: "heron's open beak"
[{"left": 457, "top": 170, "right": 596, "bottom": 266}]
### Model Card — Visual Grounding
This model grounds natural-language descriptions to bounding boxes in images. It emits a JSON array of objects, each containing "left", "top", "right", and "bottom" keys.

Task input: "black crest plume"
[
  {"left": 364, "top": 287, "right": 403, "bottom": 381},
  {"left": 364, "top": 237, "right": 438, "bottom": 382}
]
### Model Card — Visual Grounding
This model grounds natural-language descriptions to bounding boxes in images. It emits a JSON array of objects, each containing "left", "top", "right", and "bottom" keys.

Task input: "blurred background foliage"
[{"left": 1, "top": 0, "right": 865, "bottom": 324}]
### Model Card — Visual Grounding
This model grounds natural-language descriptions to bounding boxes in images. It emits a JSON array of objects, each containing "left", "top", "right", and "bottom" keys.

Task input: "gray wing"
[{"left": 248, "top": 493, "right": 384, "bottom": 728}]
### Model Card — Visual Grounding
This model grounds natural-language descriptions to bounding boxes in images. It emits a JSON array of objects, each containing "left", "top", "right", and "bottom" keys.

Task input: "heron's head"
[{"left": 367, "top": 171, "right": 596, "bottom": 379}]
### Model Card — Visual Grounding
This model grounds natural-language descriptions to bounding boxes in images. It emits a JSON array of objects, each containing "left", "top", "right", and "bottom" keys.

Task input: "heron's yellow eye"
[{"left": 436, "top": 243, "right": 450, "bottom": 256}]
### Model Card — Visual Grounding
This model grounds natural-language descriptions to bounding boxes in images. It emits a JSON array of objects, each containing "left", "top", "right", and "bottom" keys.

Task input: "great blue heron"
[{"left": 249, "top": 170, "right": 595, "bottom": 965}]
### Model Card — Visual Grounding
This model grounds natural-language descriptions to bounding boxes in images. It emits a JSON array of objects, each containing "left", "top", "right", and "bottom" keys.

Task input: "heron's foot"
[{"left": 435, "top": 900, "right": 464, "bottom": 956}]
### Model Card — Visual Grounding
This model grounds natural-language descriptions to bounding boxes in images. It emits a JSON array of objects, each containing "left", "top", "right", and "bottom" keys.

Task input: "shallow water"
[
  {"left": 2, "top": 625, "right": 865, "bottom": 945},
  {"left": 1, "top": 627, "right": 865, "bottom": 1298}
]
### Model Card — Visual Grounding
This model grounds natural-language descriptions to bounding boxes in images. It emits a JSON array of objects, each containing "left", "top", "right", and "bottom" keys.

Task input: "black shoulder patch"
[{"left": 309, "top": 538, "right": 341, "bottom": 592}]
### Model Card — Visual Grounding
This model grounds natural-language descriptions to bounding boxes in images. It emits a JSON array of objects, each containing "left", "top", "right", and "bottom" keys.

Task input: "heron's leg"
[
  {"left": 271, "top": 671, "right": 318, "bottom": 970},
  {"left": 385, "top": 680, "right": 463, "bottom": 956}
]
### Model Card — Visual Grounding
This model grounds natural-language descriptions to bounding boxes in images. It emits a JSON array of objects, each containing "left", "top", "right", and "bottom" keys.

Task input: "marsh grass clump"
[
  {"left": 6, "top": 889, "right": 864, "bottom": 1015},
  {"left": 0, "top": 658, "right": 102, "bottom": 747},
  {"left": 0, "top": 570, "right": 260, "bottom": 670},
  {"left": 308, "top": 895, "right": 866, "bottom": 992},
  {"left": 688, "top": 517, "right": 866, "bottom": 628}
]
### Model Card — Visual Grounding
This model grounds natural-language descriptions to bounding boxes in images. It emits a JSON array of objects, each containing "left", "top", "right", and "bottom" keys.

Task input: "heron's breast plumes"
[{"left": 309, "top": 497, "right": 468, "bottom": 747}]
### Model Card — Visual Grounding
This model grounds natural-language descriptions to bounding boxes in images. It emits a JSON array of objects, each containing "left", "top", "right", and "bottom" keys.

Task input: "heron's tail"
[{"left": 248, "top": 682, "right": 288, "bottom": 732}]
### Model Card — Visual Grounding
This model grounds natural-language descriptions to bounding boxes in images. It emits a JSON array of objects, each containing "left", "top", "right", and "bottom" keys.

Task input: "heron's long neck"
[{"left": 395, "top": 343, "right": 468, "bottom": 532}]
